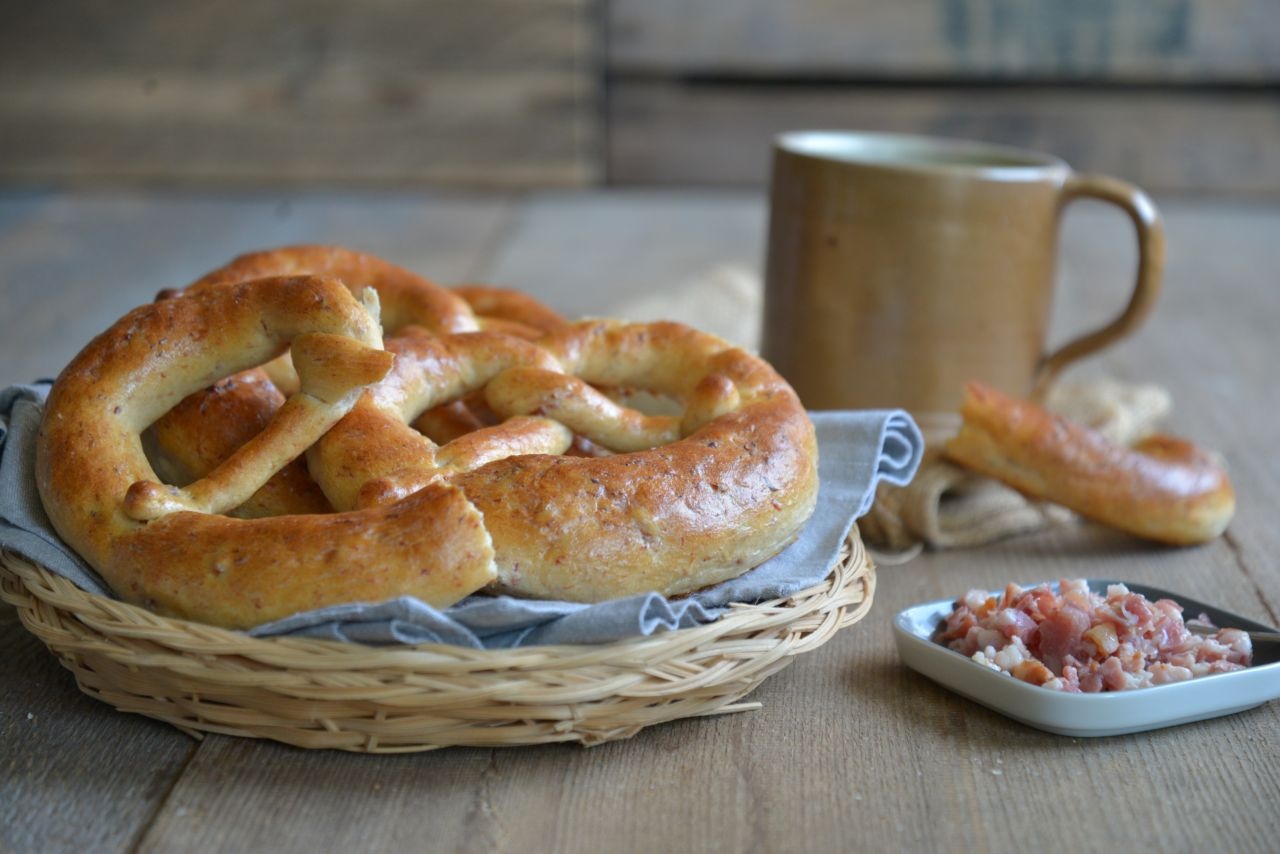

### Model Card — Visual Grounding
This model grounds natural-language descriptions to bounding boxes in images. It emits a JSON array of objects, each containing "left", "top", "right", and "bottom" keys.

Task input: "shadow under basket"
[{"left": 0, "top": 529, "right": 875, "bottom": 753}]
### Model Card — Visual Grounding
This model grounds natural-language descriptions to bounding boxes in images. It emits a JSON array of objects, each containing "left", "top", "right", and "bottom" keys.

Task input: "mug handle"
[{"left": 1031, "top": 173, "right": 1165, "bottom": 400}]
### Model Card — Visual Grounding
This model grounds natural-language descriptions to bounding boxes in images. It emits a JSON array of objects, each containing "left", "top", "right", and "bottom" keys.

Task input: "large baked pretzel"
[
  {"left": 37, "top": 276, "right": 497, "bottom": 628},
  {"left": 40, "top": 264, "right": 818, "bottom": 627},
  {"left": 314, "top": 320, "right": 820, "bottom": 602}
]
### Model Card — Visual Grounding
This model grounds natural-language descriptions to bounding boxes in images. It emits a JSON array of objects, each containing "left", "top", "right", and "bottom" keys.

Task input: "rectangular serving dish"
[{"left": 893, "top": 579, "right": 1280, "bottom": 737}]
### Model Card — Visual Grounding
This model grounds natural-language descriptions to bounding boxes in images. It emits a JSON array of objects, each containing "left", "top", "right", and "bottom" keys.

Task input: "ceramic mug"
[{"left": 761, "top": 130, "right": 1164, "bottom": 415}]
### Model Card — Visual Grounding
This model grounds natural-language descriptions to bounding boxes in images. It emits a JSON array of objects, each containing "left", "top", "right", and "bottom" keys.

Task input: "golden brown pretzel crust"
[
  {"left": 143, "top": 369, "right": 333, "bottom": 518},
  {"left": 170, "top": 248, "right": 572, "bottom": 454},
  {"left": 312, "top": 320, "right": 820, "bottom": 602},
  {"left": 308, "top": 328, "right": 571, "bottom": 511},
  {"left": 40, "top": 263, "right": 819, "bottom": 627},
  {"left": 944, "top": 382, "right": 1235, "bottom": 546},
  {"left": 189, "top": 244, "right": 478, "bottom": 335},
  {"left": 452, "top": 284, "right": 568, "bottom": 340},
  {"left": 150, "top": 244, "right": 497, "bottom": 511},
  {"left": 37, "top": 276, "right": 495, "bottom": 628}
]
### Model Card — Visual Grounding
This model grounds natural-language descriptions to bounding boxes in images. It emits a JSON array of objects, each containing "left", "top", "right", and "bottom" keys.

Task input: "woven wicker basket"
[{"left": 0, "top": 530, "right": 874, "bottom": 753}]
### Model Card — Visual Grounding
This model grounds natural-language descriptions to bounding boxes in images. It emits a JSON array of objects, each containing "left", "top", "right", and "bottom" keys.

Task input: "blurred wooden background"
[{"left": 2, "top": 0, "right": 1278, "bottom": 193}]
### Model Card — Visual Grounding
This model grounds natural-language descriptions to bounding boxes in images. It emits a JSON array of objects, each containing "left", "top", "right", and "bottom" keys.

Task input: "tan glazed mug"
[{"left": 761, "top": 130, "right": 1164, "bottom": 415}]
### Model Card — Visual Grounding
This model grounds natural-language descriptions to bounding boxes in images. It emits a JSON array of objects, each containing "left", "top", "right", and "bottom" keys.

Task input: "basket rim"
[
  {"left": 0, "top": 532, "right": 875, "bottom": 751},
  {"left": 0, "top": 529, "right": 869, "bottom": 665}
]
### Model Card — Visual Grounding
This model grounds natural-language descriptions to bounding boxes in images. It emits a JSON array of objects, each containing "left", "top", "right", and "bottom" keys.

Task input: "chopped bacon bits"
[{"left": 935, "top": 579, "right": 1252, "bottom": 693}]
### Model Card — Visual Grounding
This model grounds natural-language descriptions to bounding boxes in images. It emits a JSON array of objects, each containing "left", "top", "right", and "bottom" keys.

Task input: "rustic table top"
[{"left": 2, "top": 189, "right": 1277, "bottom": 852}]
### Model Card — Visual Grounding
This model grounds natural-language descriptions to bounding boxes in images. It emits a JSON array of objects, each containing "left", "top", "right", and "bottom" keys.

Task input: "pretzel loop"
[
  {"left": 37, "top": 275, "right": 496, "bottom": 628},
  {"left": 313, "top": 319, "right": 821, "bottom": 603}
]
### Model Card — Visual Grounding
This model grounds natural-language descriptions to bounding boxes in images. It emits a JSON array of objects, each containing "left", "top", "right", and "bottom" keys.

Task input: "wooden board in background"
[
  {"left": 0, "top": 0, "right": 598, "bottom": 188},
  {"left": 610, "top": 0, "right": 1280, "bottom": 81},
  {"left": 608, "top": 81, "right": 1280, "bottom": 192}
]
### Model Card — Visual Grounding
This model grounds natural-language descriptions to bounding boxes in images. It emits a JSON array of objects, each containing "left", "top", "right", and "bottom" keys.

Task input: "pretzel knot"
[
  {"left": 38, "top": 263, "right": 818, "bottom": 629},
  {"left": 145, "top": 245, "right": 571, "bottom": 515}
]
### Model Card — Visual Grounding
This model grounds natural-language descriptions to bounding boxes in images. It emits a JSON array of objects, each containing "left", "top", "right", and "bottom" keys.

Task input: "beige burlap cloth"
[{"left": 610, "top": 266, "right": 1173, "bottom": 559}]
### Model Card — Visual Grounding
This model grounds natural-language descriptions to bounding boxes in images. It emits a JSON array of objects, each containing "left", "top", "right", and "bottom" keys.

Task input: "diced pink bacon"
[
  {"left": 1059, "top": 578, "right": 1093, "bottom": 611},
  {"left": 1217, "top": 628, "right": 1253, "bottom": 664},
  {"left": 1151, "top": 614, "right": 1192, "bottom": 655},
  {"left": 1037, "top": 603, "right": 1091, "bottom": 668},
  {"left": 1119, "top": 592, "right": 1155, "bottom": 625},
  {"left": 1073, "top": 659, "right": 1105, "bottom": 694},
  {"left": 1083, "top": 622, "right": 1119, "bottom": 656},
  {"left": 1201, "top": 659, "right": 1248, "bottom": 676},
  {"left": 1058, "top": 664, "right": 1081, "bottom": 693},
  {"left": 999, "top": 583, "right": 1022, "bottom": 610},
  {"left": 1149, "top": 663, "right": 1194, "bottom": 685},
  {"left": 935, "top": 579, "right": 1255, "bottom": 692},
  {"left": 994, "top": 608, "right": 1037, "bottom": 642},
  {"left": 1100, "top": 656, "right": 1131, "bottom": 691}
]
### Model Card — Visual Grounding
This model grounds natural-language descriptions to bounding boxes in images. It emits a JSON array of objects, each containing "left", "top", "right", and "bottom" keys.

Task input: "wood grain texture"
[
  {"left": 474, "top": 190, "right": 767, "bottom": 318},
  {"left": 0, "top": 0, "right": 597, "bottom": 188},
  {"left": 0, "top": 602, "right": 195, "bottom": 852},
  {"left": 608, "top": 81, "right": 1280, "bottom": 193},
  {"left": 0, "top": 191, "right": 511, "bottom": 387},
  {"left": 610, "top": 0, "right": 1280, "bottom": 81}
]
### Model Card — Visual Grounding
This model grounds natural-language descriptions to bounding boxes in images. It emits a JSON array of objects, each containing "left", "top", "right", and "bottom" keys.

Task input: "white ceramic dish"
[{"left": 893, "top": 580, "right": 1280, "bottom": 737}]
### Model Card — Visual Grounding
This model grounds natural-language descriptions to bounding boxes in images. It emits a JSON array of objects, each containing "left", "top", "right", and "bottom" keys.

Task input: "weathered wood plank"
[
  {"left": 135, "top": 738, "right": 502, "bottom": 853},
  {"left": 608, "top": 81, "right": 1280, "bottom": 194},
  {"left": 128, "top": 193, "right": 1280, "bottom": 853},
  {"left": 131, "top": 542, "right": 1280, "bottom": 853},
  {"left": 0, "top": 0, "right": 597, "bottom": 188},
  {"left": 0, "top": 191, "right": 512, "bottom": 387},
  {"left": 610, "top": 0, "right": 1280, "bottom": 81},
  {"left": 474, "top": 191, "right": 768, "bottom": 320},
  {"left": 0, "top": 602, "right": 196, "bottom": 852}
]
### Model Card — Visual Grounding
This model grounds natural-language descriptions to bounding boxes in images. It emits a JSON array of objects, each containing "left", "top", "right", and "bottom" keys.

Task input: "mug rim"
[{"left": 775, "top": 130, "right": 1070, "bottom": 180}]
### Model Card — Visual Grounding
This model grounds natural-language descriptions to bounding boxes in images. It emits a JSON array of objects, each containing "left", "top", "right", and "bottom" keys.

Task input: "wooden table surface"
[{"left": 2, "top": 189, "right": 1277, "bottom": 853}]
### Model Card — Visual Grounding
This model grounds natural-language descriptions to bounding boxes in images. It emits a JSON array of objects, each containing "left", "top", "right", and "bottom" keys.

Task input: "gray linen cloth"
[{"left": 0, "top": 384, "right": 921, "bottom": 647}]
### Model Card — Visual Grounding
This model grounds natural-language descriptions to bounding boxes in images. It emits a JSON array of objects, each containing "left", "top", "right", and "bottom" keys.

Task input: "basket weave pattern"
[{"left": 1, "top": 532, "right": 874, "bottom": 752}]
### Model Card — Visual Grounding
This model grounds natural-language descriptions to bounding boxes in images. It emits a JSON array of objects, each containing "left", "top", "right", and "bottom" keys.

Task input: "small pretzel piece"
[{"left": 944, "top": 382, "right": 1236, "bottom": 546}]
